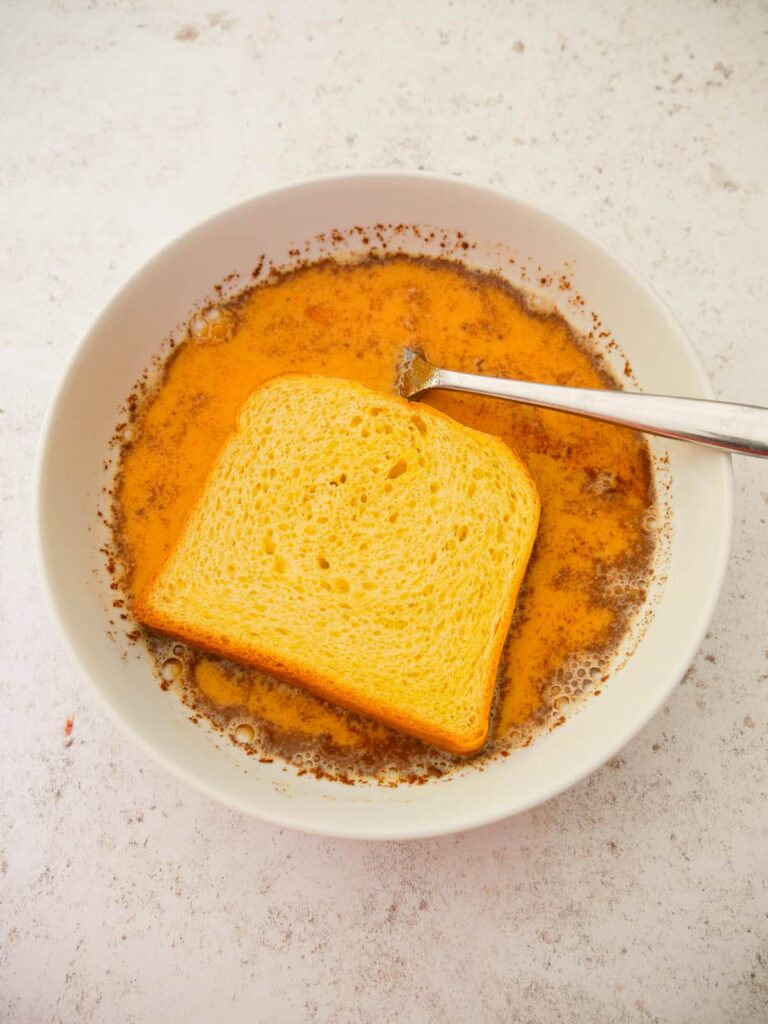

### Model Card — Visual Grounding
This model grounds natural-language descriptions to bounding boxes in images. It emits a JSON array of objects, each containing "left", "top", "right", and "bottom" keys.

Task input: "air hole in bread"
[{"left": 387, "top": 459, "right": 407, "bottom": 479}]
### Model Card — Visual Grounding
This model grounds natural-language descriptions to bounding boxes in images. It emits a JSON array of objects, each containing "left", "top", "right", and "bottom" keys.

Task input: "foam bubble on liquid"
[
  {"left": 234, "top": 723, "right": 255, "bottom": 744},
  {"left": 161, "top": 657, "right": 183, "bottom": 682}
]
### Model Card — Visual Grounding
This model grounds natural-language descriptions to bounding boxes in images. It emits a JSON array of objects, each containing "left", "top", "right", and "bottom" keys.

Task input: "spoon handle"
[{"left": 433, "top": 367, "right": 768, "bottom": 458}]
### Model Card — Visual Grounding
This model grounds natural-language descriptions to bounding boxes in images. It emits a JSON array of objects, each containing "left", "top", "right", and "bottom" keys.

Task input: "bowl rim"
[{"left": 33, "top": 170, "right": 734, "bottom": 839}]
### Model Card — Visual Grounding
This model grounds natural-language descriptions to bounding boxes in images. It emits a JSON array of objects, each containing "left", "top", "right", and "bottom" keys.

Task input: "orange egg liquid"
[{"left": 114, "top": 256, "right": 655, "bottom": 782}]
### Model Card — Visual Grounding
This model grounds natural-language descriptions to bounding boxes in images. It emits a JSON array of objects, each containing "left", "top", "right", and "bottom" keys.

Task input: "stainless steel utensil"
[{"left": 396, "top": 349, "right": 768, "bottom": 458}]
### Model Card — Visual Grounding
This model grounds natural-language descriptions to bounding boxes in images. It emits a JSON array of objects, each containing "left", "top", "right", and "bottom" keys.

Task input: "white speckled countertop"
[{"left": 2, "top": 2, "right": 767, "bottom": 1021}]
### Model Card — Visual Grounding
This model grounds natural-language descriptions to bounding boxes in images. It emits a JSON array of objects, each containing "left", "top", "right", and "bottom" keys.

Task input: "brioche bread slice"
[{"left": 134, "top": 374, "right": 540, "bottom": 754}]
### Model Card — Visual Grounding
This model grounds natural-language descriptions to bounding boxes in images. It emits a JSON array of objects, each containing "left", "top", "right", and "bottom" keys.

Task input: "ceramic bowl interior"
[{"left": 35, "top": 173, "right": 732, "bottom": 839}]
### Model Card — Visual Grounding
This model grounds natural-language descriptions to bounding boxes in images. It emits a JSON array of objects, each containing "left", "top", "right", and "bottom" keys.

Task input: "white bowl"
[{"left": 35, "top": 173, "right": 732, "bottom": 839}]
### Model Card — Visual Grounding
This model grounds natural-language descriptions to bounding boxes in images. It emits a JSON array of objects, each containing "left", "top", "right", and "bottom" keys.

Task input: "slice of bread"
[{"left": 134, "top": 375, "right": 540, "bottom": 754}]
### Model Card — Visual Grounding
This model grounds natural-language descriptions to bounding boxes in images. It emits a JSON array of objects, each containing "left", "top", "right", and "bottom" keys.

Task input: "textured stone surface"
[{"left": 1, "top": 1, "right": 767, "bottom": 1021}]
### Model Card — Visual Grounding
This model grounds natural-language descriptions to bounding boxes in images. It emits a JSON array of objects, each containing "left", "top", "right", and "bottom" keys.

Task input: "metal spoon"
[{"left": 396, "top": 349, "right": 768, "bottom": 458}]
